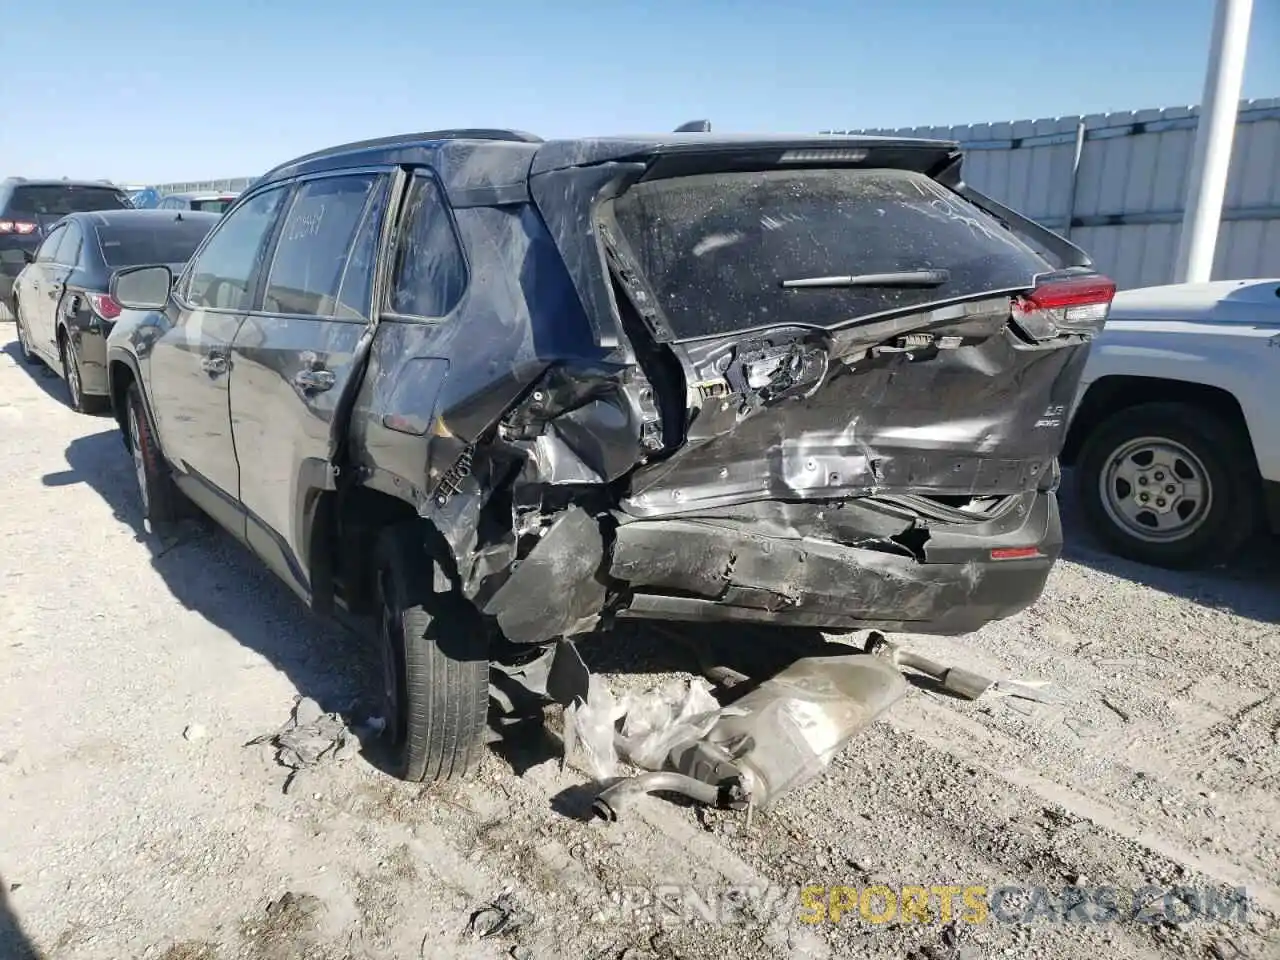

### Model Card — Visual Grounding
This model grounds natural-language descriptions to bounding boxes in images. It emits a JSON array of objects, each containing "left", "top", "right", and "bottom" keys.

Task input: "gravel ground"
[{"left": 0, "top": 336, "right": 1277, "bottom": 960}]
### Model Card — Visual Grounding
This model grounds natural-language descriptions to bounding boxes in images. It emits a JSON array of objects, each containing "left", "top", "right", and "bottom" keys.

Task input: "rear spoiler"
[
  {"left": 673, "top": 120, "right": 712, "bottom": 133},
  {"left": 958, "top": 182, "right": 1094, "bottom": 270}
]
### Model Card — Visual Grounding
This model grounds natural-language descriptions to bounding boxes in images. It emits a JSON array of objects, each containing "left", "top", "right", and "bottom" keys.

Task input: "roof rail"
[
  {"left": 258, "top": 128, "right": 544, "bottom": 181},
  {"left": 674, "top": 120, "right": 711, "bottom": 133},
  {"left": 418, "top": 128, "right": 543, "bottom": 143}
]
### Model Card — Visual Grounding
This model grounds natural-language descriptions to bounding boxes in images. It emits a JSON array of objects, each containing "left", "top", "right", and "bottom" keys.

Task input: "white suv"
[{"left": 1063, "top": 279, "right": 1280, "bottom": 569}]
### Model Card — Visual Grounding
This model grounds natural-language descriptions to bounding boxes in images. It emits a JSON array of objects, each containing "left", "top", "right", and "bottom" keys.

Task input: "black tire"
[
  {"left": 14, "top": 303, "right": 39, "bottom": 366},
  {"left": 61, "top": 334, "right": 107, "bottom": 414},
  {"left": 1076, "top": 401, "right": 1259, "bottom": 569},
  {"left": 125, "top": 382, "right": 182, "bottom": 528},
  {"left": 374, "top": 526, "right": 489, "bottom": 782}
]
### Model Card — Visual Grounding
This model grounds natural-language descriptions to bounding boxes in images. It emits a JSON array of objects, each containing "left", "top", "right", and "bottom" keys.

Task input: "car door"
[
  {"left": 18, "top": 223, "right": 66, "bottom": 361},
  {"left": 147, "top": 186, "right": 290, "bottom": 536},
  {"left": 43, "top": 219, "right": 83, "bottom": 356},
  {"left": 229, "top": 170, "right": 392, "bottom": 598}
]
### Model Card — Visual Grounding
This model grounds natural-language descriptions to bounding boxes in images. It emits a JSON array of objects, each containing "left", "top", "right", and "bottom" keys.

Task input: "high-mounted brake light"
[
  {"left": 778, "top": 148, "right": 869, "bottom": 164},
  {"left": 1012, "top": 274, "right": 1116, "bottom": 341},
  {"left": 0, "top": 220, "right": 37, "bottom": 235},
  {"left": 86, "top": 292, "right": 123, "bottom": 321}
]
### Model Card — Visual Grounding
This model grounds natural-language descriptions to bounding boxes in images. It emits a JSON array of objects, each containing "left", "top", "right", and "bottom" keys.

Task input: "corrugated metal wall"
[
  {"left": 827, "top": 98, "right": 1280, "bottom": 289},
  {"left": 146, "top": 99, "right": 1280, "bottom": 290}
]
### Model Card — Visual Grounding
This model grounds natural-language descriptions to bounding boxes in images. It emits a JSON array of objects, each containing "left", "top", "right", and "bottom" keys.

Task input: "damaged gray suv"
[{"left": 104, "top": 128, "right": 1114, "bottom": 783}]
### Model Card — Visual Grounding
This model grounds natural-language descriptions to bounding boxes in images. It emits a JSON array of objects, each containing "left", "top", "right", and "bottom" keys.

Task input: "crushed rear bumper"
[{"left": 480, "top": 489, "right": 1061, "bottom": 642}]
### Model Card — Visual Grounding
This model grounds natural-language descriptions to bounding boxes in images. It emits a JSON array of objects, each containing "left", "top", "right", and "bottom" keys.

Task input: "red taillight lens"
[
  {"left": 990, "top": 546, "right": 1043, "bottom": 561},
  {"left": 1013, "top": 274, "right": 1116, "bottom": 340},
  {"left": 0, "top": 220, "right": 36, "bottom": 235},
  {"left": 87, "top": 292, "right": 123, "bottom": 321}
]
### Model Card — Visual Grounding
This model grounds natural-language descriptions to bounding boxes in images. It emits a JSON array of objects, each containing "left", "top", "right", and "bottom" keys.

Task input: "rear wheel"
[
  {"left": 125, "top": 382, "right": 181, "bottom": 529},
  {"left": 60, "top": 334, "right": 106, "bottom": 413},
  {"left": 374, "top": 525, "right": 490, "bottom": 782},
  {"left": 1076, "top": 401, "right": 1259, "bottom": 569},
  {"left": 14, "top": 303, "right": 38, "bottom": 366}
]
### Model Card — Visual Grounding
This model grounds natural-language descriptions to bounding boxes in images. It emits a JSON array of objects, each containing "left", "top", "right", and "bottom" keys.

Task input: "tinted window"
[
  {"left": 191, "top": 198, "right": 235, "bottom": 214},
  {"left": 96, "top": 217, "right": 218, "bottom": 268},
  {"left": 186, "top": 188, "right": 288, "bottom": 311},
  {"left": 58, "top": 221, "right": 84, "bottom": 265},
  {"left": 9, "top": 185, "right": 130, "bottom": 216},
  {"left": 335, "top": 179, "right": 390, "bottom": 321},
  {"left": 35, "top": 225, "right": 66, "bottom": 262},
  {"left": 263, "top": 175, "right": 380, "bottom": 317},
  {"left": 610, "top": 167, "right": 1051, "bottom": 340},
  {"left": 387, "top": 176, "right": 466, "bottom": 318}
]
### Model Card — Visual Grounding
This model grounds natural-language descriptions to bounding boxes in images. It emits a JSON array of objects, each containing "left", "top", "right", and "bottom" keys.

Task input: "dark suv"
[
  {"left": 105, "top": 129, "right": 1113, "bottom": 783},
  {"left": 0, "top": 178, "right": 132, "bottom": 309}
]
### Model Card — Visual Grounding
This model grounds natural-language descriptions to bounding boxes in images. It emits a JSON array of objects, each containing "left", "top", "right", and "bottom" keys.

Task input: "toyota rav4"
[{"left": 105, "top": 128, "right": 1114, "bottom": 783}]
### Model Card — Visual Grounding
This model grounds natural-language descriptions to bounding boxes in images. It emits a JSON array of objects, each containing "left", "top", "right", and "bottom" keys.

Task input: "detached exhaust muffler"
[{"left": 593, "top": 652, "right": 909, "bottom": 819}]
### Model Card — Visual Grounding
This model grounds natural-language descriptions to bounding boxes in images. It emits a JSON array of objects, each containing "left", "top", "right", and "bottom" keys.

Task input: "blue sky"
[{"left": 3, "top": 0, "right": 1277, "bottom": 183}]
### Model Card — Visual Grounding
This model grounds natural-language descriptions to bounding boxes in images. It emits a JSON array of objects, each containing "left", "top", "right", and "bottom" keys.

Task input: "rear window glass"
[
  {"left": 610, "top": 167, "right": 1050, "bottom": 340},
  {"left": 191, "top": 198, "right": 235, "bottom": 214},
  {"left": 95, "top": 218, "right": 217, "bottom": 268},
  {"left": 9, "top": 185, "right": 131, "bottom": 216}
]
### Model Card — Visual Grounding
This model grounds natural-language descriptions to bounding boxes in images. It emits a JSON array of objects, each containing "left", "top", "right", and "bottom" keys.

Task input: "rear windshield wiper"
[{"left": 780, "top": 269, "right": 950, "bottom": 289}]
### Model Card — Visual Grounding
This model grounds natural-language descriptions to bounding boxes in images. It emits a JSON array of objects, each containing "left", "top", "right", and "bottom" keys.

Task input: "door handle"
[
  {"left": 293, "top": 368, "right": 336, "bottom": 392},
  {"left": 200, "top": 354, "right": 229, "bottom": 376}
]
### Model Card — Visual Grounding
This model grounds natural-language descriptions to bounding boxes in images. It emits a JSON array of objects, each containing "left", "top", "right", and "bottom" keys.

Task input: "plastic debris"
[
  {"left": 562, "top": 677, "right": 622, "bottom": 780},
  {"left": 616, "top": 677, "right": 722, "bottom": 771},
  {"left": 466, "top": 892, "right": 532, "bottom": 939},
  {"left": 564, "top": 676, "right": 724, "bottom": 779},
  {"left": 245, "top": 696, "right": 377, "bottom": 791}
]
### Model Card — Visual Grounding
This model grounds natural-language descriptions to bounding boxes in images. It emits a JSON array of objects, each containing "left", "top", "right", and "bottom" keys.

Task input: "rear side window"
[
  {"left": 263, "top": 174, "right": 382, "bottom": 318},
  {"left": 95, "top": 217, "right": 217, "bottom": 268},
  {"left": 186, "top": 187, "right": 288, "bottom": 311},
  {"left": 610, "top": 167, "right": 1051, "bottom": 340},
  {"left": 35, "top": 225, "right": 66, "bottom": 263},
  {"left": 387, "top": 176, "right": 466, "bottom": 318},
  {"left": 8, "top": 185, "right": 131, "bottom": 216},
  {"left": 58, "top": 222, "right": 84, "bottom": 266}
]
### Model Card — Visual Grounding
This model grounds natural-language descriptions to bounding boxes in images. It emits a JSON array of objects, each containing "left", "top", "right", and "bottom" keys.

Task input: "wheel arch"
[
  {"left": 310, "top": 482, "right": 454, "bottom": 617},
  {"left": 107, "top": 349, "right": 145, "bottom": 438},
  {"left": 1063, "top": 376, "right": 1256, "bottom": 468}
]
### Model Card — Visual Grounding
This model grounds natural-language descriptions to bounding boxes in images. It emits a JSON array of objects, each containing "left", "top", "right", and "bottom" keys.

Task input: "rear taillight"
[
  {"left": 1012, "top": 274, "right": 1116, "bottom": 341},
  {"left": 86, "top": 292, "right": 123, "bottom": 321},
  {"left": 0, "top": 220, "right": 37, "bottom": 235}
]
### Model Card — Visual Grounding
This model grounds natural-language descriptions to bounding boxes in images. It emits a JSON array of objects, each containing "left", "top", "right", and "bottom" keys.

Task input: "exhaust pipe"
[{"left": 594, "top": 652, "right": 909, "bottom": 818}]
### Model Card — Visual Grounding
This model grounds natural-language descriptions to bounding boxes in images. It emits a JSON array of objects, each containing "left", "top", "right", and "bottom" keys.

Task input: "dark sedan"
[{"left": 12, "top": 209, "right": 219, "bottom": 412}]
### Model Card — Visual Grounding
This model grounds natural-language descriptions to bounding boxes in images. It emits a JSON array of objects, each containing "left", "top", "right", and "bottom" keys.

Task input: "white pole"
[{"left": 1174, "top": 0, "right": 1254, "bottom": 283}]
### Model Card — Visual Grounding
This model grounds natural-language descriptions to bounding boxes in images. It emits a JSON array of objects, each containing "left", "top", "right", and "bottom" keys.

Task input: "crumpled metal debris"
[
  {"left": 245, "top": 696, "right": 383, "bottom": 792},
  {"left": 466, "top": 892, "right": 532, "bottom": 939}
]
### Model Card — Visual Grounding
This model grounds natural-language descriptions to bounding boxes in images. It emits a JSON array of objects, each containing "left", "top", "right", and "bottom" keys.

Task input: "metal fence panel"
[{"left": 825, "top": 98, "right": 1280, "bottom": 289}]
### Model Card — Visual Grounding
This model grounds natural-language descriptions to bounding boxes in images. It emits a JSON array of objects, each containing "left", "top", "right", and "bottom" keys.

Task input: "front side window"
[
  {"left": 263, "top": 174, "right": 382, "bottom": 318},
  {"left": 387, "top": 175, "right": 466, "bottom": 318},
  {"left": 186, "top": 187, "right": 288, "bottom": 311},
  {"left": 35, "top": 225, "right": 66, "bottom": 262}
]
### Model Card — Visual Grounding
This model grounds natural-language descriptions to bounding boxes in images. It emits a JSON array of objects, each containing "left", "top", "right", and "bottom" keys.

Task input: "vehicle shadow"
[
  {"left": 42, "top": 428, "right": 387, "bottom": 776},
  {"left": 1, "top": 341, "right": 70, "bottom": 407},
  {"left": 0, "top": 879, "right": 40, "bottom": 960},
  {"left": 1057, "top": 472, "right": 1280, "bottom": 624}
]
